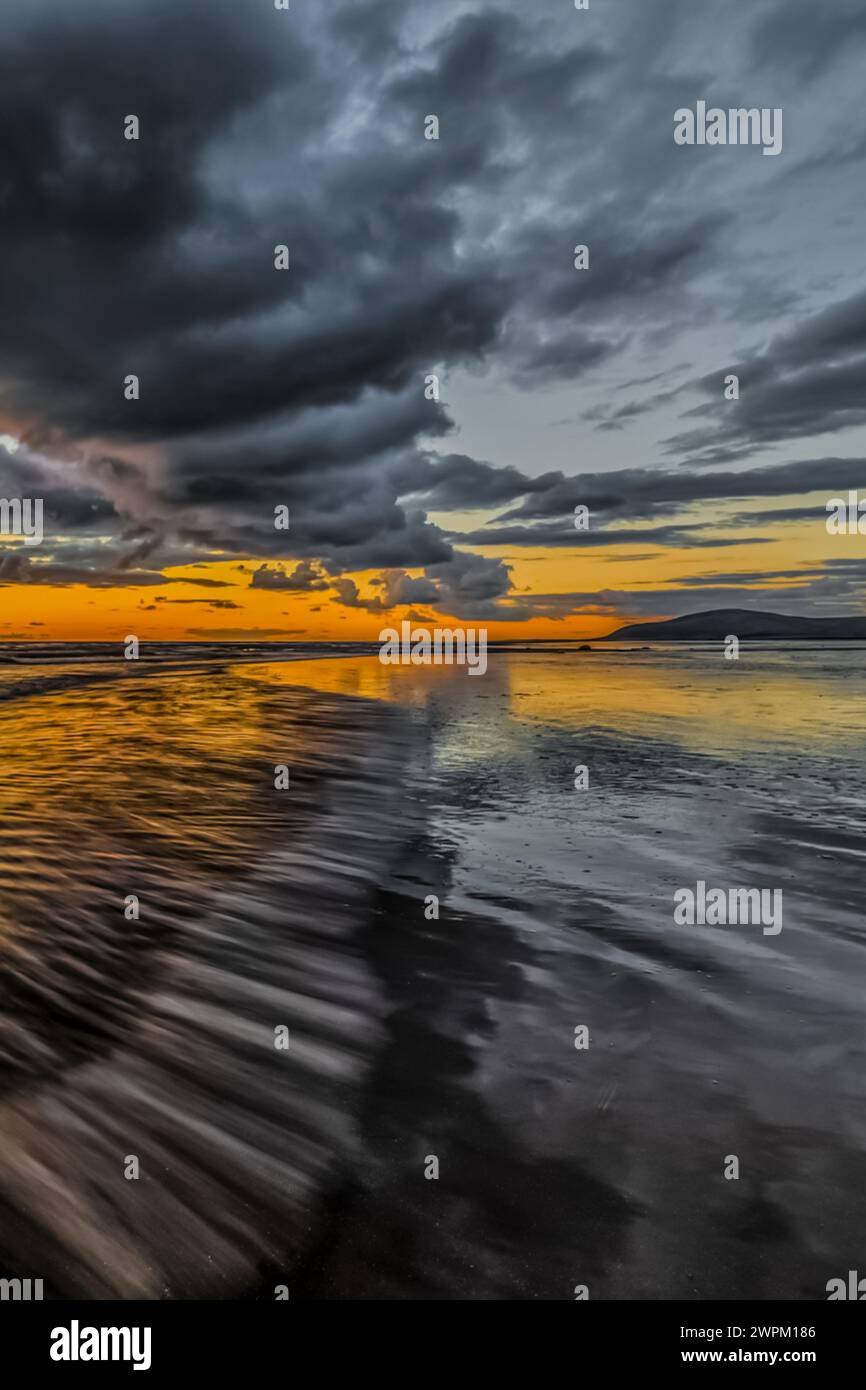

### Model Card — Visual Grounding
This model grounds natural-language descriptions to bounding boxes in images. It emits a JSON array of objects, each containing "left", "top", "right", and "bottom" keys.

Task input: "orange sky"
[{"left": 0, "top": 491, "right": 844, "bottom": 642}]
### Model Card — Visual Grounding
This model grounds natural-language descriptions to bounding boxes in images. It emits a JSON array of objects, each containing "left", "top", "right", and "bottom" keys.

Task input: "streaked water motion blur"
[{"left": 0, "top": 643, "right": 864, "bottom": 1298}]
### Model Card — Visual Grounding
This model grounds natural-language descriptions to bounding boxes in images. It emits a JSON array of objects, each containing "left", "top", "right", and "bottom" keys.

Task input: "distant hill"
[{"left": 603, "top": 608, "right": 866, "bottom": 642}]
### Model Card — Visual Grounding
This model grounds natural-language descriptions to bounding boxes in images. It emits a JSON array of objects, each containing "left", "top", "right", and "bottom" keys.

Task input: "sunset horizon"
[
  {"left": 1, "top": 0, "right": 865, "bottom": 1339},
  {"left": 1, "top": 0, "right": 864, "bottom": 647}
]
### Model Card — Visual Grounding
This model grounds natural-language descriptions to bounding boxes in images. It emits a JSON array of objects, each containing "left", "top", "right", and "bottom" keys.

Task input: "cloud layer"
[{"left": 1, "top": 0, "right": 865, "bottom": 625}]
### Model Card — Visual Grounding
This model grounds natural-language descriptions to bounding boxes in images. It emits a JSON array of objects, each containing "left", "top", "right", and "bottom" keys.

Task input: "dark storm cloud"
[
  {"left": 395, "top": 453, "right": 561, "bottom": 510},
  {"left": 0, "top": 447, "right": 120, "bottom": 530},
  {"left": 154, "top": 598, "right": 241, "bottom": 609},
  {"left": 383, "top": 5, "right": 612, "bottom": 205},
  {"left": 530, "top": 213, "right": 726, "bottom": 325},
  {"left": 551, "top": 570, "right": 866, "bottom": 620},
  {"left": 251, "top": 561, "right": 331, "bottom": 594},
  {"left": 0, "top": 0, "right": 861, "bottom": 621},
  {"left": 455, "top": 523, "right": 769, "bottom": 550},
  {"left": 508, "top": 329, "right": 619, "bottom": 385},
  {"left": 665, "top": 291, "right": 866, "bottom": 462},
  {"left": 749, "top": 0, "right": 866, "bottom": 81},
  {"left": 0, "top": 0, "right": 511, "bottom": 591},
  {"left": 673, "top": 559, "right": 866, "bottom": 590},
  {"left": 482, "top": 457, "right": 866, "bottom": 526},
  {"left": 0, "top": 0, "right": 514, "bottom": 448},
  {"left": 370, "top": 572, "right": 441, "bottom": 605},
  {"left": 727, "top": 505, "right": 828, "bottom": 527},
  {"left": 330, "top": 551, "right": 511, "bottom": 619},
  {"left": 0, "top": 554, "right": 231, "bottom": 588}
]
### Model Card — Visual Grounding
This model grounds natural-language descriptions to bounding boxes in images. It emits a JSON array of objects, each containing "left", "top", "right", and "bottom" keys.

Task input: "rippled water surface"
[{"left": 0, "top": 645, "right": 864, "bottom": 1298}]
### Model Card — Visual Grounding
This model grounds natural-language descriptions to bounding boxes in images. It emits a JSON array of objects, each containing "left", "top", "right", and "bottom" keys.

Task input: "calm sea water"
[{"left": 0, "top": 644, "right": 864, "bottom": 1298}]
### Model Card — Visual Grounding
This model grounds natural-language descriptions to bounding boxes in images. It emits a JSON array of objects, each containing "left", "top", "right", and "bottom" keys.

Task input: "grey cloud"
[
  {"left": 666, "top": 290, "right": 866, "bottom": 461},
  {"left": 489, "top": 458, "right": 866, "bottom": 526},
  {"left": 251, "top": 561, "right": 331, "bottom": 593},
  {"left": 749, "top": 0, "right": 866, "bottom": 81},
  {"left": 0, "top": 0, "right": 861, "bottom": 620}
]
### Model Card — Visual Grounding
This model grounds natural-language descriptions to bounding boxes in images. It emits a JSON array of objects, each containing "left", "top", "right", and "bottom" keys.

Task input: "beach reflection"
[
  {"left": 242, "top": 643, "right": 866, "bottom": 753},
  {"left": 0, "top": 646, "right": 864, "bottom": 1298}
]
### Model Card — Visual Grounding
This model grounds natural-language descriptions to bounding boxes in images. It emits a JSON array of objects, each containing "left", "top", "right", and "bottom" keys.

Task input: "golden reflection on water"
[
  {"left": 238, "top": 646, "right": 866, "bottom": 755},
  {"left": 0, "top": 665, "right": 355, "bottom": 908},
  {"left": 0, "top": 645, "right": 859, "bottom": 911},
  {"left": 0, "top": 647, "right": 864, "bottom": 1298},
  {"left": 0, "top": 660, "right": 407, "bottom": 1299}
]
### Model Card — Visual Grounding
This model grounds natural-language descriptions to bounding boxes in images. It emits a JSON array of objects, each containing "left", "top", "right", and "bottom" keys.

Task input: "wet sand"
[
  {"left": 286, "top": 647, "right": 866, "bottom": 1299},
  {"left": 1, "top": 646, "right": 865, "bottom": 1298},
  {"left": 0, "top": 668, "right": 418, "bottom": 1296}
]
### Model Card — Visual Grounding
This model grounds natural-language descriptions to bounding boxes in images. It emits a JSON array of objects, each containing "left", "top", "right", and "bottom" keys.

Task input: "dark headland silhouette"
[{"left": 604, "top": 608, "right": 866, "bottom": 641}]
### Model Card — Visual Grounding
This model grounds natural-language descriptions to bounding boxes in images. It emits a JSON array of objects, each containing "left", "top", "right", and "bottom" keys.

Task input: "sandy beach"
[{"left": 0, "top": 644, "right": 864, "bottom": 1298}]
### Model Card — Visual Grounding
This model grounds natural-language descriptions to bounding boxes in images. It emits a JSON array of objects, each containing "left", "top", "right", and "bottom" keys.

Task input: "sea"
[{"left": 0, "top": 641, "right": 864, "bottom": 1299}]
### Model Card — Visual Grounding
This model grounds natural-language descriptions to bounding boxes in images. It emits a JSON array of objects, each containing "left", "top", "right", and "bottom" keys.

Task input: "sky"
[{"left": 0, "top": 0, "right": 865, "bottom": 642}]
